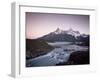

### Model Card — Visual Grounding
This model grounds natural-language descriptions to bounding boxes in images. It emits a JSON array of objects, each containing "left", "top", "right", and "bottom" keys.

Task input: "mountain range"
[{"left": 38, "top": 28, "right": 89, "bottom": 42}]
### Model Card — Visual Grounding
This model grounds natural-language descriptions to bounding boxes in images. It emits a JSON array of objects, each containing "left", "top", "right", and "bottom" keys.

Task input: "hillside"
[{"left": 26, "top": 39, "right": 54, "bottom": 59}]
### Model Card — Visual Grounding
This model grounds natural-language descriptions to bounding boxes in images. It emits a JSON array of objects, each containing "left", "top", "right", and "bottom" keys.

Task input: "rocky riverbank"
[{"left": 56, "top": 50, "right": 89, "bottom": 65}]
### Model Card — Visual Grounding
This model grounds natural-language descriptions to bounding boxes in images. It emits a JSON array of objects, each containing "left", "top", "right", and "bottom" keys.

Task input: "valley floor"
[{"left": 26, "top": 42, "right": 89, "bottom": 67}]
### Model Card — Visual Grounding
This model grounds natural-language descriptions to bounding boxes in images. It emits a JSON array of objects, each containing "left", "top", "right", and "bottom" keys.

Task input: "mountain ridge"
[{"left": 38, "top": 28, "right": 89, "bottom": 42}]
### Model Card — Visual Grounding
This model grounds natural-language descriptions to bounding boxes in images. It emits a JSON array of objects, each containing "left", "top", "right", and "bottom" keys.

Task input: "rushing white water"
[{"left": 26, "top": 42, "right": 88, "bottom": 67}]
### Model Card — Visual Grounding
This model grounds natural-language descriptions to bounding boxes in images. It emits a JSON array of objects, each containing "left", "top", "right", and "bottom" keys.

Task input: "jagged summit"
[
  {"left": 67, "top": 28, "right": 80, "bottom": 37},
  {"left": 39, "top": 27, "right": 89, "bottom": 42},
  {"left": 54, "top": 28, "right": 63, "bottom": 34},
  {"left": 55, "top": 28, "right": 60, "bottom": 31},
  {"left": 53, "top": 28, "right": 80, "bottom": 37}
]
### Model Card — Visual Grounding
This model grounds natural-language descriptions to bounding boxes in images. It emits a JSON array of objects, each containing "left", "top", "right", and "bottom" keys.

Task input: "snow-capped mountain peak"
[
  {"left": 53, "top": 28, "right": 81, "bottom": 38},
  {"left": 39, "top": 27, "right": 89, "bottom": 42},
  {"left": 54, "top": 28, "right": 63, "bottom": 34},
  {"left": 67, "top": 28, "right": 80, "bottom": 38}
]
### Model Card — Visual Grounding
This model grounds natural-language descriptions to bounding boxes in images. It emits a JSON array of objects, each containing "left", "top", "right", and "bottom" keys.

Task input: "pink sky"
[{"left": 26, "top": 12, "right": 89, "bottom": 39}]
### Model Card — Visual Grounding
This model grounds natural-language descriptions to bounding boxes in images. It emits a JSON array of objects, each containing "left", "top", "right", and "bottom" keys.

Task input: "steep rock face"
[{"left": 26, "top": 39, "right": 54, "bottom": 59}]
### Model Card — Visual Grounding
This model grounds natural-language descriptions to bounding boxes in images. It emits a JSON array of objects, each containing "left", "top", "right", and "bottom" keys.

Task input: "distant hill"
[{"left": 26, "top": 39, "right": 54, "bottom": 59}]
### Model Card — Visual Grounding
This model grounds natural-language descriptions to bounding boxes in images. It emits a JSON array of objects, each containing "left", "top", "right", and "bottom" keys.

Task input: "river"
[{"left": 26, "top": 42, "right": 88, "bottom": 67}]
